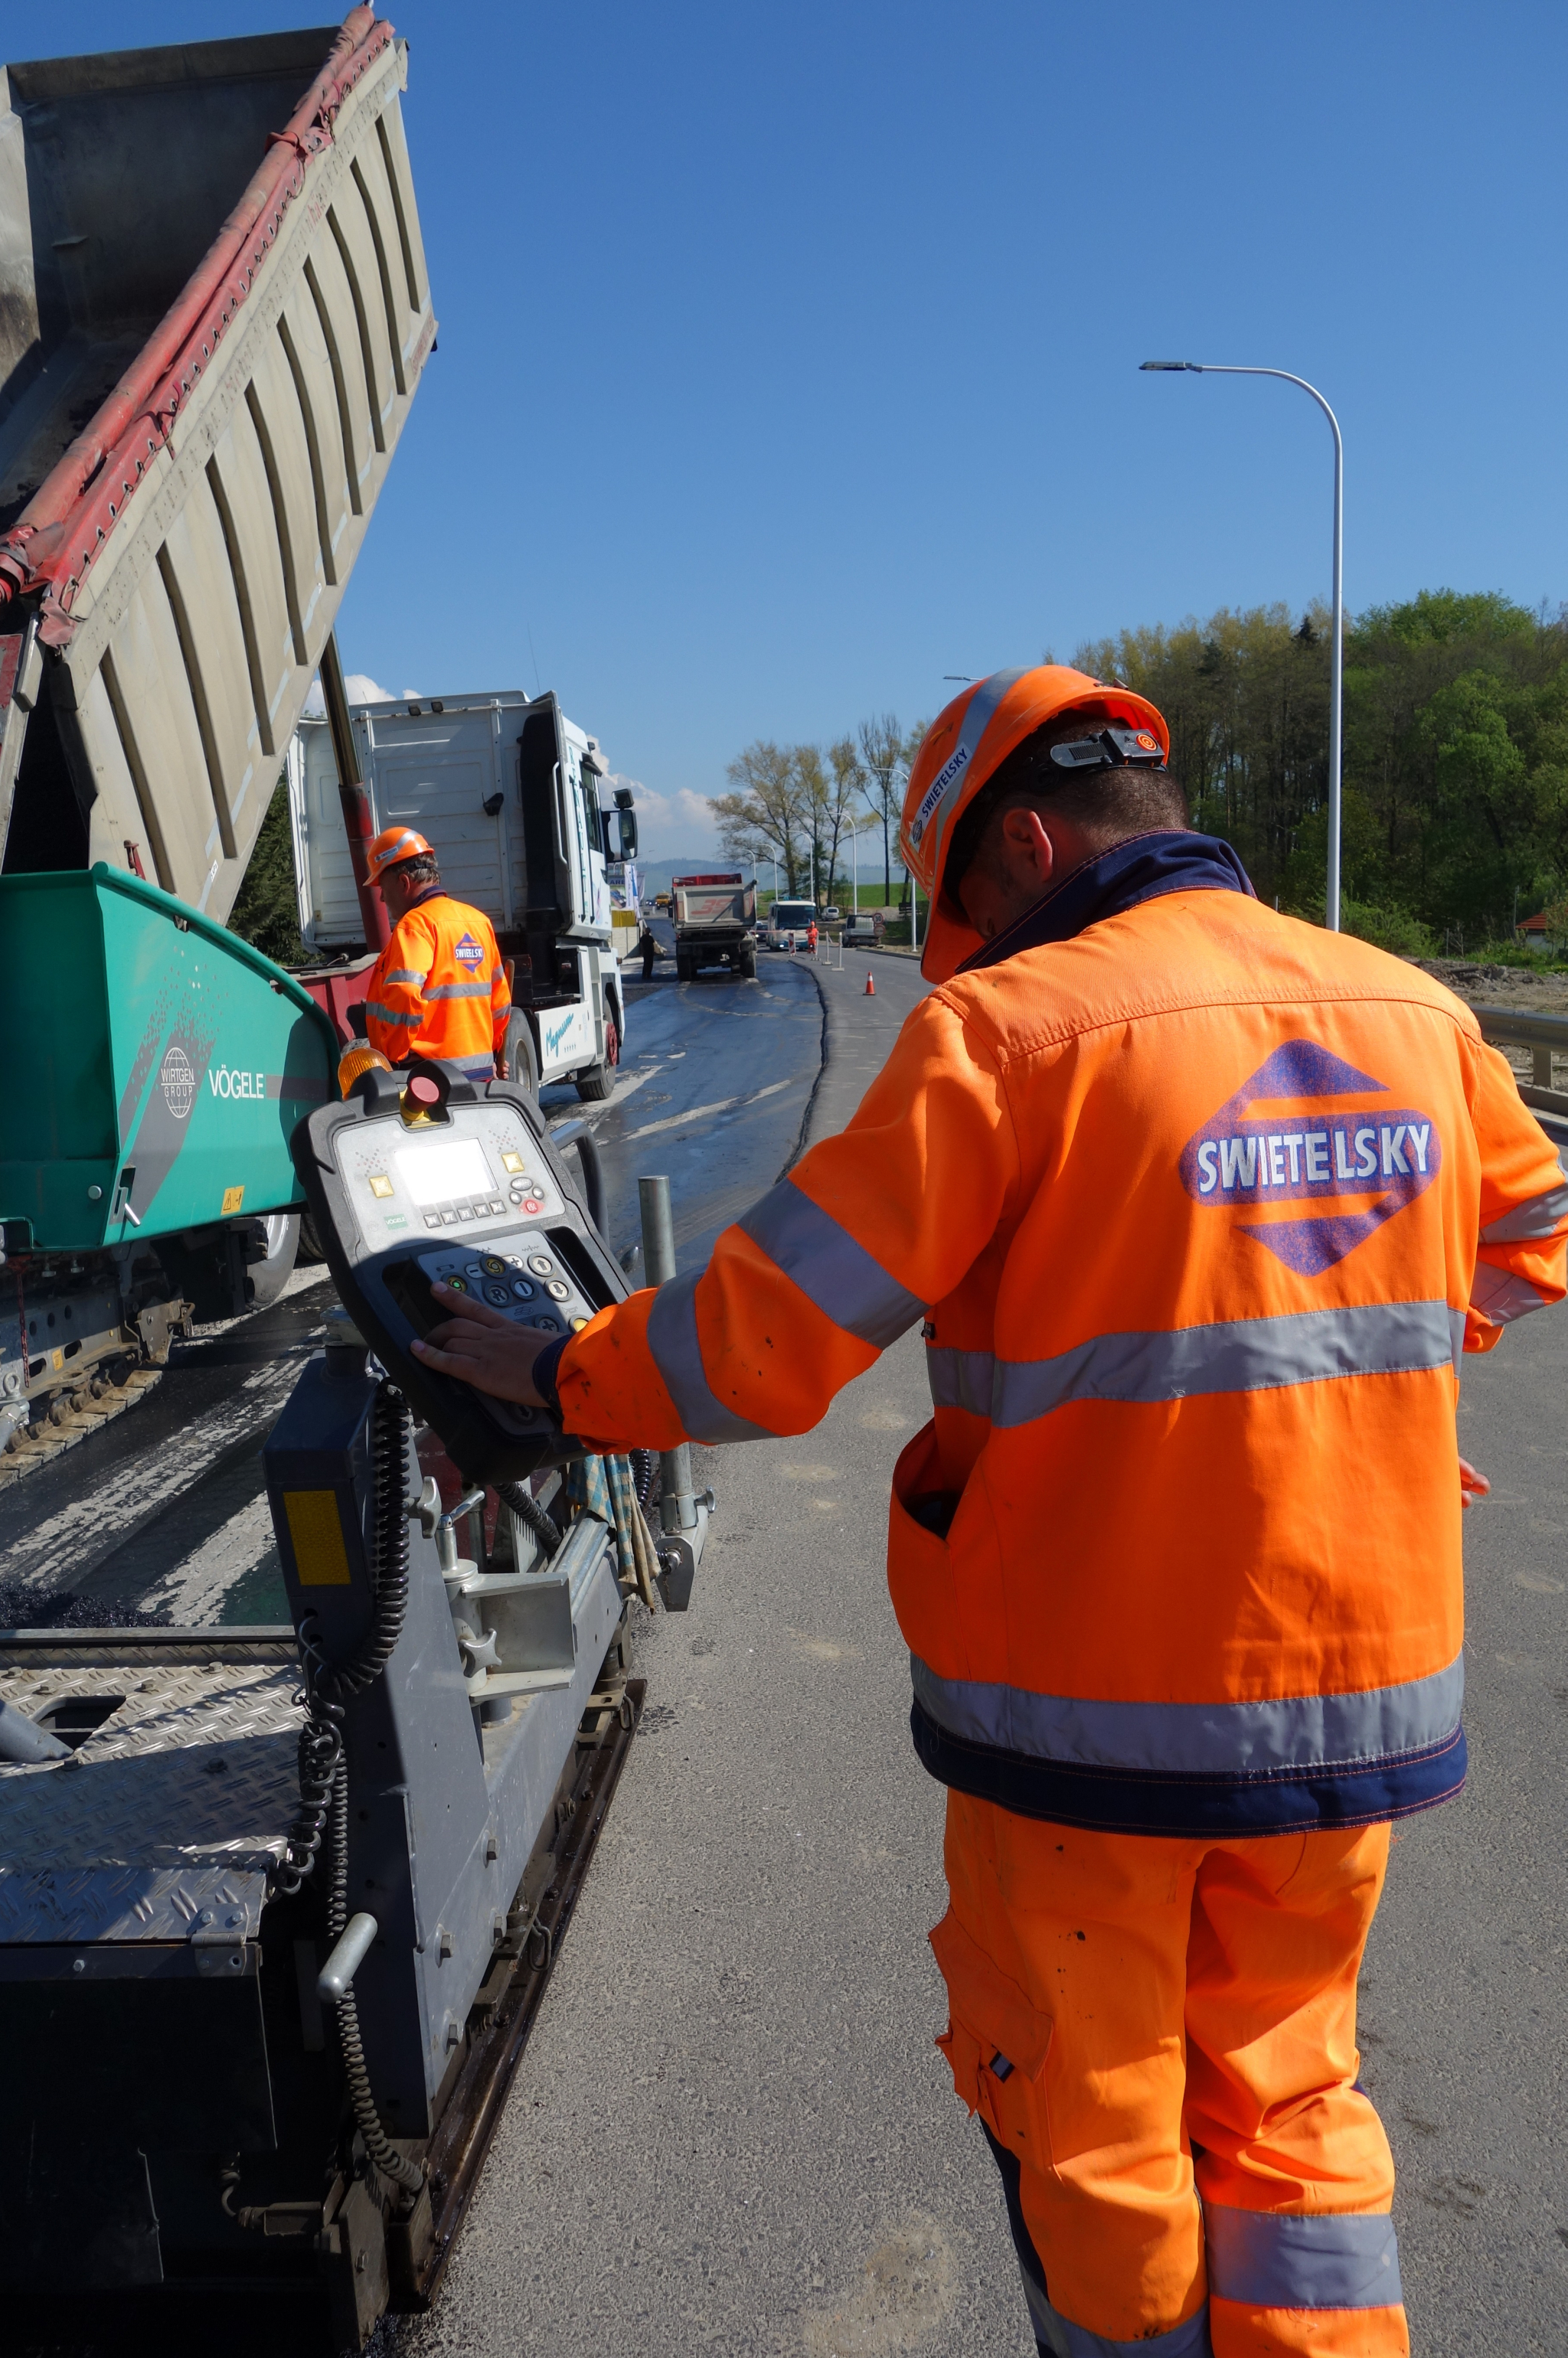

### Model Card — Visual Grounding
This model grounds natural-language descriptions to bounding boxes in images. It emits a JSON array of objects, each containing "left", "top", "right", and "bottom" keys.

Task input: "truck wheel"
[
  {"left": 576, "top": 1019, "right": 619, "bottom": 1103},
  {"left": 505, "top": 1012, "right": 541, "bottom": 1098}
]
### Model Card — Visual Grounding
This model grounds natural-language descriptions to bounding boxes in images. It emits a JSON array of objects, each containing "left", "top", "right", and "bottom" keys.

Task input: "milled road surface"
[{"left": 394, "top": 942, "right": 1567, "bottom": 2358}]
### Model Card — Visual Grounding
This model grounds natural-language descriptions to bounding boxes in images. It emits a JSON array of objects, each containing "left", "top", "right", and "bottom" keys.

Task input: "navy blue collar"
[{"left": 956, "top": 830, "right": 1255, "bottom": 975}]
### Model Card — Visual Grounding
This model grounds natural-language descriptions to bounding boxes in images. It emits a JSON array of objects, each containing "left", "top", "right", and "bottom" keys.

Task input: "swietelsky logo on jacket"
[{"left": 1180, "top": 1039, "right": 1441, "bottom": 1274}]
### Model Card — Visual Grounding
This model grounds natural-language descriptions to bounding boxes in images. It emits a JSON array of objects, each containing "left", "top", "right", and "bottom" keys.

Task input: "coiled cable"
[
  {"left": 497, "top": 1477, "right": 562, "bottom": 1557},
  {"left": 278, "top": 1377, "right": 424, "bottom": 2199}
]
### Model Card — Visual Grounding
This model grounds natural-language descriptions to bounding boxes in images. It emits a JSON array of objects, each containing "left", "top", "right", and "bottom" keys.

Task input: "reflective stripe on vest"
[
  {"left": 738, "top": 1181, "right": 925, "bottom": 1347},
  {"left": 909, "top": 1651, "right": 1463, "bottom": 1779},
  {"left": 424, "top": 980, "right": 493, "bottom": 1001},
  {"left": 927, "top": 1298, "right": 1463, "bottom": 1424},
  {"left": 1204, "top": 2205, "right": 1403, "bottom": 2313},
  {"left": 364, "top": 1001, "right": 421, "bottom": 1028}
]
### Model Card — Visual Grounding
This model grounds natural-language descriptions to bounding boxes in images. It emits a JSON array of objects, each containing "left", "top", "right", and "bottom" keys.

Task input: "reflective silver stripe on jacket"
[
  {"left": 926, "top": 1298, "right": 1460, "bottom": 1429},
  {"left": 645, "top": 1270, "right": 775, "bottom": 1445},
  {"left": 382, "top": 967, "right": 429, "bottom": 986},
  {"left": 908, "top": 1651, "right": 1463, "bottom": 1777},
  {"left": 1469, "top": 1259, "right": 1553, "bottom": 1325},
  {"left": 1204, "top": 2205, "right": 1402, "bottom": 2313},
  {"left": 423, "top": 981, "right": 492, "bottom": 1001},
  {"left": 737, "top": 1181, "right": 925, "bottom": 1348},
  {"left": 1481, "top": 1178, "right": 1568, "bottom": 1243},
  {"left": 364, "top": 1001, "right": 421, "bottom": 1028}
]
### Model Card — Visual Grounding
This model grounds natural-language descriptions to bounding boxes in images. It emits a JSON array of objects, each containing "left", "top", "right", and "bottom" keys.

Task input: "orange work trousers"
[{"left": 935, "top": 1792, "right": 1408, "bottom": 2356}]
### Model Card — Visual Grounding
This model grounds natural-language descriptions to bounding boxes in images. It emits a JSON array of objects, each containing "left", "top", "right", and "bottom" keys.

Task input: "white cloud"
[
  {"left": 609, "top": 772, "right": 717, "bottom": 854},
  {"left": 300, "top": 673, "right": 395, "bottom": 716}
]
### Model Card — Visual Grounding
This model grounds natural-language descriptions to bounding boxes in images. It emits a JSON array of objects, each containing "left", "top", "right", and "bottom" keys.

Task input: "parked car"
[
  {"left": 841, "top": 913, "right": 883, "bottom": 948},
  {"left": 821, "top": 905, "right": 841, "bottom": 923}
]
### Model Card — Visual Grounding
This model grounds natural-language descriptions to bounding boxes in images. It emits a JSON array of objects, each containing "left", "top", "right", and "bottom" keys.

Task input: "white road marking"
[{"left": 624, "top": 1079, "right": 792, "bottom": 1141}]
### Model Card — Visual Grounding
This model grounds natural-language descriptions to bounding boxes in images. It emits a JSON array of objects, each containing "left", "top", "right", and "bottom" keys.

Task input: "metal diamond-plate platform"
[{"left": 0, "top": 1633, "right": 302, "bottom": 1944}]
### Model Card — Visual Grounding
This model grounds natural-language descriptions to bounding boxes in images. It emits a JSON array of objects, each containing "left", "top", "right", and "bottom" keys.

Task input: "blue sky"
[{"left": 27, "top": 2, "right": 1568, "bottom": 857}]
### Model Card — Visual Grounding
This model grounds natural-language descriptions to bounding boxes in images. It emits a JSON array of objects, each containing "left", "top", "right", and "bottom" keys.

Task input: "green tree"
[
  {"left": 227, "top": 778, "right": 304, "bottom": 965},
  {"left": 712, "top": 740, "right": 807, "bottom": 892}
]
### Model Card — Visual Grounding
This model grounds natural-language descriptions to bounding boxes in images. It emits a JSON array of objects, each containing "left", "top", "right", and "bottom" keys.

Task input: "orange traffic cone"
[{"left": 864, "top": 969, "right": 876, "bottom": 996}]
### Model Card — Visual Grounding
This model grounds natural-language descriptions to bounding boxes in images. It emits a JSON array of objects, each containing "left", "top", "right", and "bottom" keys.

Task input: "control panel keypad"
[{"left": 416, "top": 1235, "right": 594, "bottom": 1338}]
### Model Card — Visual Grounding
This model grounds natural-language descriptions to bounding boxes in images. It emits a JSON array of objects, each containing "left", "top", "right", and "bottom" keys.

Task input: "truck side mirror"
[{"left": 616, "top": 809, "right": 639, "bottom": 859}]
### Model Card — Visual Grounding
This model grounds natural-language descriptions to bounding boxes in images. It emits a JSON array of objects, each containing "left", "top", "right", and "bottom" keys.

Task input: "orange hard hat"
[
  {"left": 364, "top": 825, "right": 435, "bottom": 885},
  {"left": 900, "top": 665, "right": 1170, "bottom": 983}
]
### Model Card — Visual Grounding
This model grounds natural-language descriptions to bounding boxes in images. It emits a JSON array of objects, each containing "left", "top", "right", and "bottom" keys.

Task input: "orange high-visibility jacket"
[
  {"left": 557, "top": 887, "right": 1567, "bottom": 1836},
  {"left": 364, "top": 893, "right": 510, "bottom": 1081}
]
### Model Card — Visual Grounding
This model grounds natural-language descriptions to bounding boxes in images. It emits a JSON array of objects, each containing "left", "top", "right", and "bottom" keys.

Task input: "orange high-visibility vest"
[
  {"left": 555, "top": 887, "right": 1567, "bottom": 1837},
  {"left": 363, "top": 893, "right": 510, "bottom": 1080}
]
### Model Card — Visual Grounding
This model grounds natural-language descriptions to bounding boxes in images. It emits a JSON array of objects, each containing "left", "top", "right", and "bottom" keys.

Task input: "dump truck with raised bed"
[
  {"left": 0, "top": 11, "right": 434, "bottom": 1462},
  {"left": 672, "top": 867, "right": 756, "bottom": 979},
  {"left": 287, "top": 686, "right": 638, "bottom": 1099}
]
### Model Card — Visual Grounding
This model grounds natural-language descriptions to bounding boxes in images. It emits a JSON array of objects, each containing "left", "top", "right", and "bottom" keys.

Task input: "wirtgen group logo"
[
  {"left": 1181, "top": 1039, "right": 1440, "bottom": 1274},
  {"left": 159, "top": 1043, "right": 196, "bottom": 1121}
]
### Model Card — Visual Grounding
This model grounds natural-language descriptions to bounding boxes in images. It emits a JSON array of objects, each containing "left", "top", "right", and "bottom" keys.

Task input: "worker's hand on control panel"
[{"left": 412, "top": 1280, "right": 553, "bottom": 1405}]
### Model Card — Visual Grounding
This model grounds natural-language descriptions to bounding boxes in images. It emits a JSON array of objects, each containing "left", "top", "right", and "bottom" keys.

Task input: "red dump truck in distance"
[{"left": 671, "top": 870, "right": 757, "bottom": 981}]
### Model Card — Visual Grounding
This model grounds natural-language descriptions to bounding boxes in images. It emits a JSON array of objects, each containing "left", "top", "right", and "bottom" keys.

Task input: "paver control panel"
[{"left": 291, "top": 1065, "right": 628, "bottom": 1480}]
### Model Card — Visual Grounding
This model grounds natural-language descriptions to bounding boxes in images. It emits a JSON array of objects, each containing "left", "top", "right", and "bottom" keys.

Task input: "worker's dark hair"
[
  {"left": 941, "top": 714, "right": 1190, "bottom": 912},
  {"left": 390, "top": 851, "right": 439, "bottom": 889}
]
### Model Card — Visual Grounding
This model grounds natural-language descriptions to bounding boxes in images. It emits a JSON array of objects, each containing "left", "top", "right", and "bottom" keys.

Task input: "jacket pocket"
[
  {"left": 930, "top": 1906, "right": 1054, "bottom": 2168},
  {"left": 887, "top": 1421, "right": 962, "bottom": 1669}
]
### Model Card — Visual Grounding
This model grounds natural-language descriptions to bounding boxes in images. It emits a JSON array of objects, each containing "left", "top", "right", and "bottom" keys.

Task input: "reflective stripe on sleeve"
[
  {"left": 423, "top": 981, "right": 493, "bottom": 1001},
  {"left": 1469, "top": 1260, "right": 1553, "bottom": 1324},
  {"left": 1481, "top": 1179, "right": 1568, "bottom": 1243},
  {"left": 364, "top": 1001, "right": 421, "bottom": 1028},
  {"left": 737, "top": 1181, "right": 925, "bottom": 1347},
  {"left": 933, "top": 1299, "right": 1459, "bottom": 1430},
  {"left": 926, "top": 1346, "right": 995, "bottom": 1418},
  {"left": 383, "top": 968, "right": 429, "bottom": 986},
  {"left": 645, "top": 1271, "right": 775, "bottom": 1444},
  {"left": 1204, "top": 2205, "right": 1402, "bottom": 2313},
  {"left": 908, "top": 1651, "right": 1463, "bottom": 1778}
]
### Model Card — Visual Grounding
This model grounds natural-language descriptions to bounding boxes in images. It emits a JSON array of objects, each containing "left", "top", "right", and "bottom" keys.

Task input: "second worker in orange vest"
[
  {"left": 408, "top": 669, "right": 1567, "bottom": 2357},
  {"left": 360, "top": 827, "right": 511, "bottom": 1083}
]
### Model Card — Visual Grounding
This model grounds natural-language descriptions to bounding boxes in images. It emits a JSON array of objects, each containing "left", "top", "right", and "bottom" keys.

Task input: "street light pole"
[{"left": 1140, "top": 360, "right": 1344, "bottom": 932}]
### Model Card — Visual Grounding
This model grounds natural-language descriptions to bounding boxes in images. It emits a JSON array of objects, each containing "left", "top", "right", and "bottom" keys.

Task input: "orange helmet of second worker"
[
  {"left": 364, "top": 825, "right": 436, "bottom": 886},
  {"left": 901, "top": 665, "right": 1170, "bottom": 984}
]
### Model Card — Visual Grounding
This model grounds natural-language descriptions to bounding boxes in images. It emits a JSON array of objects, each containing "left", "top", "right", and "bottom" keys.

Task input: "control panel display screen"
[{"left": 395, "top": 1137, "right": 495, "bottom": 1207}]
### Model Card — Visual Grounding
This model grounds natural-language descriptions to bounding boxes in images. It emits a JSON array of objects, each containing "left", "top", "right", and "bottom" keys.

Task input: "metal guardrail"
[{"left": 1473, "top": 1005, "right": 1568, "bottom": 1120}]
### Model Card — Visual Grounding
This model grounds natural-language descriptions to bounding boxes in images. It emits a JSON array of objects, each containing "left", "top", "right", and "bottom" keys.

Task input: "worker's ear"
[{"left": 995, "top": 805, "right": 1056, "bottom": 888}]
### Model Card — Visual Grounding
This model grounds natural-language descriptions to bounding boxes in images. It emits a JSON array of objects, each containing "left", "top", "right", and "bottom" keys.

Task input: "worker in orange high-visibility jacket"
[
  {"left": 359, "top": 828, "right": 511, "bottom": 1084},
  {"left": 409, "top": 667, "right": 1568, "bottom": 2357}
]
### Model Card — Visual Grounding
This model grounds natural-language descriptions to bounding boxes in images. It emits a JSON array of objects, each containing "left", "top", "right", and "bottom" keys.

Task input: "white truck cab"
[{"left": 288, "top": 689, "right": 637, "bottom": 1099}]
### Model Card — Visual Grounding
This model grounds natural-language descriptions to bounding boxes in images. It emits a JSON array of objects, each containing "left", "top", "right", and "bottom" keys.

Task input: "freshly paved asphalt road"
[{"left": 395, "top": 941, "right": 1568, "bottom": 2358}]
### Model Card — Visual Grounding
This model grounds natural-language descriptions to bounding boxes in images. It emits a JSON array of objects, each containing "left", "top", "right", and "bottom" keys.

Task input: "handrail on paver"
[{"left": 1472, "top": 1005, "right": 1568, "bottom": 1117}]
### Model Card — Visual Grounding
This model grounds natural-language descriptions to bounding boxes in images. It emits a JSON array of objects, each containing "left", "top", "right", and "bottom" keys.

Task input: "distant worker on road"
[
  {"left": 639, "top": 920, "right": 659, "bottom": 981},
  {"left": 361, "top": 827, "right": 511, "bottom": 1082},
  {"left": 410, "top": 667, "right": 1568, "bottom": 2356}
]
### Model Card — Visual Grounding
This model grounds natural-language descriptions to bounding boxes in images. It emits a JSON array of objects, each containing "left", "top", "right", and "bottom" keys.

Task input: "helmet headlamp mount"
[{"left": 1050, "top": 726, "right": 1167, "bottom": 772}]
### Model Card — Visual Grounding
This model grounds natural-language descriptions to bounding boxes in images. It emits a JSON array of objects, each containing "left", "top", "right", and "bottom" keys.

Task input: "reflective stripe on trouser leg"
[
  {"left": 1204, "top": 2204, "right": 1401, "bottom": 2311},
  {"left": 982, "top": 2125, "right": 1213, "bottom": 2358}
]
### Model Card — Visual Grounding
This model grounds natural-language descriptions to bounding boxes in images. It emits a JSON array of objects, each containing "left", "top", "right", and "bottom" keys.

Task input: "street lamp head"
[{"left": 1139, "top": 360, "right": 1202, "bottom": 372}]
